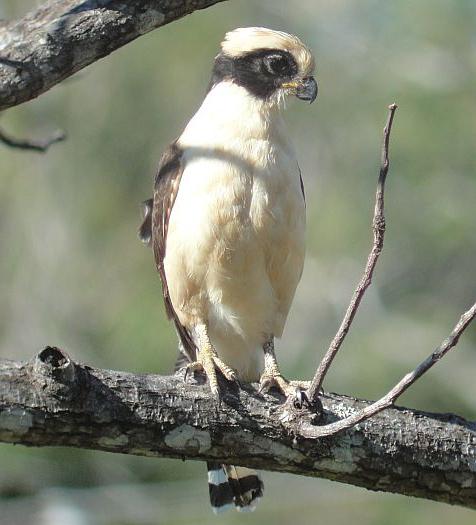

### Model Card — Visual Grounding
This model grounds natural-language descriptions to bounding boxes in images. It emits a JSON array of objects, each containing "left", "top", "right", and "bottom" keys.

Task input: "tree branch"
[
  {"left": 300, "top": 104, "right": 476, "bottom": 437},
  {"left": 0, "top": 126, "right": 65, "bottom": 152},
  {"left": 307, "top": 104, "right": 397, "bottom": 402},
  {"left": 300, "top": 300, "right": 476, "bottom": 438},
  {"left": 0, "top": 0, "right": 228, "bottom": 111},
  {"left": 1, "top": 347, "right": 476, "bottom": 509}
]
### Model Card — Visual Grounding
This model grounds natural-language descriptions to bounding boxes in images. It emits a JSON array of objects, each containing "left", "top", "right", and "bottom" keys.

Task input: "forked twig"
[
  {"left": 306, "top": 104, "right": 398, "bottom": 403},
  {"left": 300, "top": 301, "right": 476, "bottom": 438},
  {"left": 0, "top": 127, "right": 66, "bottom": 152}
]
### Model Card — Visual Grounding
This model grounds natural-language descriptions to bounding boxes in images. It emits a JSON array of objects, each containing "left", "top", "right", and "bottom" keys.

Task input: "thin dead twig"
[
  {"left": 0, "top": 127, "right": 66, "bottom": 152},
  {"left": 300, "top": 301, "right": 476, "bottom": 438},
  {"left": 306, "top": 103, "right": 398, "bottom": 403}
]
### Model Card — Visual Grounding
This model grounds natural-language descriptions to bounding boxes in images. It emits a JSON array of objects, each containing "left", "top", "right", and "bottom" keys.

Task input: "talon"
[
  {"left": 209, "top": 382, "right": 220, "bottom": 400},
  {"left": 258, "top": 372, "right": 293, "bottom": 398},
  {"left": 184, "top": 361, "right": 203, "bottom": 382},
  {"left": 258, "top": 375, "right": 273, "bottom": 395},
  {"left": 212, "top": 355, "right": 238, "bottom": 383}
]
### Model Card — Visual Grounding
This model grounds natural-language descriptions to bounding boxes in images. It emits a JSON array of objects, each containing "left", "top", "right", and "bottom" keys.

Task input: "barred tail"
[{"left": 207, "top": 462, "right": 263, "bottom": 513}]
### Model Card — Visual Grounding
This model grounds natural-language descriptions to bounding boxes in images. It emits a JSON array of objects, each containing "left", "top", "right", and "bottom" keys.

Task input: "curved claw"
[
  {"left": 258, "top": 373, "right": 291, "bottom": 396},
  {"left": 258, "top": 379, "right": 272, "bottom": 395},
  {"left": 183, "top": 361, "right": 204, "bottom": 382},
  {"left": 212, "top": 355, "right": 238, "bottom": 384}
]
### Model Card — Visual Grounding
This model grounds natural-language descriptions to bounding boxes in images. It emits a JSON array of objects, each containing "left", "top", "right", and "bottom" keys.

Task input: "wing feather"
[
  {"left": 151, "top": 141, "right": 197, "bottom": 362},
  {"left": 138, "top": 198, "right": 153, "bottom": 245}
]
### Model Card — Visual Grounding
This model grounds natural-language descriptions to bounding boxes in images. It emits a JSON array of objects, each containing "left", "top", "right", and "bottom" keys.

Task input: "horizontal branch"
[
  {"left": 1, "top": 347, "right": 475, "bottom": 509},
  {"left": 0, "top": 0, "right": 228, "bottom": 111}
]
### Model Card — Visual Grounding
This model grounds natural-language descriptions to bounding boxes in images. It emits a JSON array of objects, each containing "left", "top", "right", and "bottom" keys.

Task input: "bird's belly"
[{"left": 164, "top": 156, "right": 305, "bottom": 380}]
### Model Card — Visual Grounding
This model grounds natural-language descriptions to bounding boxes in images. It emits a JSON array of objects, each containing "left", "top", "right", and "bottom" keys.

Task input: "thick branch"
[
  {"left": 1, "top": 347, "right": 475, "bottom": 509},
  {"left": 0, "top": 0, "right": 228, "bottom": 111}
]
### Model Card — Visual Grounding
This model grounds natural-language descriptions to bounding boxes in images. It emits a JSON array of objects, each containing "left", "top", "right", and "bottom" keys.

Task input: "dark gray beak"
[{"left": 296, "top": 76, "right": 318, "bottom": 103}]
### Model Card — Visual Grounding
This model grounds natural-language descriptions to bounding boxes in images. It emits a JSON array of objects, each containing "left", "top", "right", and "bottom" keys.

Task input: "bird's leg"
[
  {"left": 185, "top": 323, "right": 237, "bottom": 398},
  {"left": 259, "top": 338, "right": 309, "bottom": 403},
  {"left": 259, "top": 338, "right": 292, "bottom": 395}
]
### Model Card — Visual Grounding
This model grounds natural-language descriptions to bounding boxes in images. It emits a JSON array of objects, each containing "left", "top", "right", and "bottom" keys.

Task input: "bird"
[{"left": 139, "top": 26, "right": 317, "bottom": 513}]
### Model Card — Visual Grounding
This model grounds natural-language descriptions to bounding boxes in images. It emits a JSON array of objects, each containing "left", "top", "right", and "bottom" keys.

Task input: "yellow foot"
[
  {"left": 258, "top": 373, "right": 309, "bottom": 396},
  {"left": 185, "top": 324, "right": 238, "bottom": 398},
  {"left": 260, "top": 338, "right": 310, "bottom": 407},
  {"left": 258, "top": 374, "right": 310, "bottom": 407},
  {"left": 259, "top": 372, "right": 291, "bottom": 396}
]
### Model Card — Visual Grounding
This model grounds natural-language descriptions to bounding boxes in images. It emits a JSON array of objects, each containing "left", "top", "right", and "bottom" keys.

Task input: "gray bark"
[
  {"left": 1, "top": 347, "right": 475, "bottom": 509},
  {"left": 0, "top": 0, "right": 228, "bottom": 111}
]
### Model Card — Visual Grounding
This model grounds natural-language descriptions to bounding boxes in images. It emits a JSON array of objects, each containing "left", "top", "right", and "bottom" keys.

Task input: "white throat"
[{"left": 179, "top": 81, "right": 287, "bottom": 148}]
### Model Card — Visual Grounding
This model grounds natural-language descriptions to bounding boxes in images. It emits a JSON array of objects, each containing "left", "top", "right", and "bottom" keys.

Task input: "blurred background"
[{"left": 1, "top": 0, "right": 475, "bottom": 524}]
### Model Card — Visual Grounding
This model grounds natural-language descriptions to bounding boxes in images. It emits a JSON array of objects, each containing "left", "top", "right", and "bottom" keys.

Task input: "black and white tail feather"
[{"left": 207, "top": 462, "right": 263, "bottom": 513}]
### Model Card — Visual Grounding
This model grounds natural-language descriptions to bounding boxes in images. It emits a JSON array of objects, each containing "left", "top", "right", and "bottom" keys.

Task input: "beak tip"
[{"left": 296, "top": 76, "right": 318, "bottom": 104}]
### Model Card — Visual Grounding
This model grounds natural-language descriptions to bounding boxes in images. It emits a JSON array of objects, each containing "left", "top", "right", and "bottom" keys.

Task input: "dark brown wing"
[{"left": 151, "top": 141, "right": 197, "bottom": 362}]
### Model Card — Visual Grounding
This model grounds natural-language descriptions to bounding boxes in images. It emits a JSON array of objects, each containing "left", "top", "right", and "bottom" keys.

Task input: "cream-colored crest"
[{"left": 221, "top": 27, "right": 315, "bottom": 77}]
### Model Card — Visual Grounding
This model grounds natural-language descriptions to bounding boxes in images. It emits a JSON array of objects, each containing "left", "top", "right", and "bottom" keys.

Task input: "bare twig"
[
  {"left": 300, "top": 301, "right": 476, "bottom": 438},
  {"left": 303, "top": 103, "right": 476, "bottom": 439},
  {"left": 306, "top": 104, "right": 398, "bottom": 403},
  {"left": 0, "top": 127, "right": 66, "bottom": 152}
]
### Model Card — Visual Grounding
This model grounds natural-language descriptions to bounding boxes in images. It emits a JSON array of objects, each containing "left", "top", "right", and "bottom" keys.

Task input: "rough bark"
[
  {"left": 0, "top": 0, "right": 228, "bottom": 111},
  {"left": 0, "top": 347, "right": 475, "bottom": 509}
]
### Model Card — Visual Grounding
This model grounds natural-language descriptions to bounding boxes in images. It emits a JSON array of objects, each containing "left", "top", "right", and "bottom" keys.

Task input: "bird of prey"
[{"left": 139, "top": 27, "right": 317, "bottom": 512}]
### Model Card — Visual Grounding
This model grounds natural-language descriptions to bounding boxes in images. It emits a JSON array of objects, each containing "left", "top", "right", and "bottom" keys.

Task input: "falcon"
[{"left": 139, "top": 27, "right": 317, "bottom": 512}]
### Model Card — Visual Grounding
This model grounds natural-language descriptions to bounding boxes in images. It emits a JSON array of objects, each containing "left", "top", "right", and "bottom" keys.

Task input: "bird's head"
[{"left": 211, "top": 27, "right": 317, "bottom": 107}]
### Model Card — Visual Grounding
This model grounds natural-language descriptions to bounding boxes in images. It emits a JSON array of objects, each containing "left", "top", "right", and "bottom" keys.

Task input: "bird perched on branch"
[{"left": 139, "top": 27, "right": 317, "bottom": 513}]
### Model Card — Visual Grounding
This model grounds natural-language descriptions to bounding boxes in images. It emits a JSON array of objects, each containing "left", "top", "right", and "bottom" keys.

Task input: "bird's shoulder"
[{"left": 154, "top": 140, "right": 183, "bottom": 193}]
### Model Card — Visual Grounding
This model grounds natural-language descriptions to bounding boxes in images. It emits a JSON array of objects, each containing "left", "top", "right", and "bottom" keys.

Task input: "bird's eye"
[{"left": 264, "top": 55, "right": 291, "bottom": 76}]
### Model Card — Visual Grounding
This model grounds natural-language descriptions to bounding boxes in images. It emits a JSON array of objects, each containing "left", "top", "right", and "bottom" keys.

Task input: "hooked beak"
[{"left": 282, "top": 76, "right": 318, "bottom": 104}]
